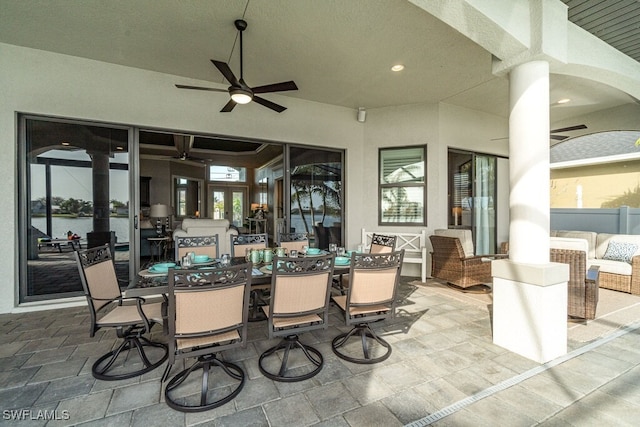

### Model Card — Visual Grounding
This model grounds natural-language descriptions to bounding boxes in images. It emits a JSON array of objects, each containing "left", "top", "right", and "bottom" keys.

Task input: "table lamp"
[
  {"left": 251, "top": 203, "right": 264, "bottom": 219},
  {"left": 150, "top": 203, "right": 170, "bottom": 236}
]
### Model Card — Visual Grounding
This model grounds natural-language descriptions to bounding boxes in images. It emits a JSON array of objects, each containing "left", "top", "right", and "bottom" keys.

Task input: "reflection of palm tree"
[
  {"left": 382, "top": 188, "right": 408, "bottom": 221},
  {"left": 292, "top": 184, "right": 311, "bottom": 233},
  {"left": 291, "top": 163, "right": 342, "bottom": 233}
]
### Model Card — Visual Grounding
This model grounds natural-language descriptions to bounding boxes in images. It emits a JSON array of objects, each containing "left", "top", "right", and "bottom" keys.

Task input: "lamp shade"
[
  {"left": 149, "top": 203, "right": 170, "bottom": 218},
  {"left": 250, "top": 203, "right": 261, "bottom": 211}
]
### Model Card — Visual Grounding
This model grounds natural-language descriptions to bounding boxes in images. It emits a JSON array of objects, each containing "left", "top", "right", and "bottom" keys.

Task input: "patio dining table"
[{"left": 125, "top": 254, "right": 350, "bottom": 298}]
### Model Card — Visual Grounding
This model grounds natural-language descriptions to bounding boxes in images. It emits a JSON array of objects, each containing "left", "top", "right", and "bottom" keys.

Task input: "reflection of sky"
[{"left": 31, "top": 150, "right": 129, "bottom": 202}]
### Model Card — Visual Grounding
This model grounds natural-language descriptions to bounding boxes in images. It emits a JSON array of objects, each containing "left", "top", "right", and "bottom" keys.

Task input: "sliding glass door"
[
  {"left": 448, "top": 150, "right": 497, "bottom": 254},
  {"left": 19, "top": 116, "right": 131, "bottom": 302}
]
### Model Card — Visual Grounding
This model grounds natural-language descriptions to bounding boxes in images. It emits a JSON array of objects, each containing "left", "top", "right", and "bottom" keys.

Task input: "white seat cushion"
[
  {"left": 550, "top": 237, "right": 589, "bottom": 254},
  {"left": 588, "top": 259, "right": 632, "bottom": 276}
]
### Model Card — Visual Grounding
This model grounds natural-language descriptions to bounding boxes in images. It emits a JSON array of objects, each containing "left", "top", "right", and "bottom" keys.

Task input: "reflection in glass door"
[
  {"left": 20, "top": 116, "right": 131, "bottom": 302},
  {"left": 209, "top": 187, "right": 247, "bottom": 228},
  {"left": 288, "top": 146, "right": 344, "bottom": 249}
]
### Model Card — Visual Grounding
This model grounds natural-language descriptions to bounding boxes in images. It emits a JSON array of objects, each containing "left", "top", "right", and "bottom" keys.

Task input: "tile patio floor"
[{"left": 1, "top": 278, "right": 639, "bottom": 426}]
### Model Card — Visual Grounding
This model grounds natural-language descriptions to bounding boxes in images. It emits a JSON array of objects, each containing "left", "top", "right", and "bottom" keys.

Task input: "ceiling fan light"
[{"left": 230, "top": 88, "right": 253, "bottom": 104}]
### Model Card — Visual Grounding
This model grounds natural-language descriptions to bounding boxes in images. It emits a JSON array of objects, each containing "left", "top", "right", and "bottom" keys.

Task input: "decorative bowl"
[{"left": 149, "top": 262, "right": 176, "bottom": 273}]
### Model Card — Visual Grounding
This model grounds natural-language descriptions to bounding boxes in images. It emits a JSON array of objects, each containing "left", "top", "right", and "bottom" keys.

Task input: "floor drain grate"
[{"left": 405, "top": 321, "right": 640, "bottom": 427}]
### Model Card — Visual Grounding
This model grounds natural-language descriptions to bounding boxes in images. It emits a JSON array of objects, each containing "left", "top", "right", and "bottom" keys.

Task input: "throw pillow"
[{"left": 603, "top": 241, "right": 638, "bottom": 264}]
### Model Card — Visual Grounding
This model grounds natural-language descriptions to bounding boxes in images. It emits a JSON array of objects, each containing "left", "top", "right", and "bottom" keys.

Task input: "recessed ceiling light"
[
  {"left": 391, "top": 64, "right": 405, "bottom": 72},
  {"left": 557, "top": 98, "right": 571, "bottom": 104},
  {"left": 61, "top": 141, "right": 70, "bottom": 146}
]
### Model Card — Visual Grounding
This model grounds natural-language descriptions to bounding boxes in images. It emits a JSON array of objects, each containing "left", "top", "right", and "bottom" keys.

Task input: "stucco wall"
[
  {"left": 1, "top": 42, "right": 514, "bottom": 312},
  {"left": 0, "top": 43, "right": 365, "bottom": 312}
]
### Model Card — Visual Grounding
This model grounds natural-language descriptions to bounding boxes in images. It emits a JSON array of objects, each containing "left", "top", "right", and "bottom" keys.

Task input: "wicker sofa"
[{"left": 551, "top": 230, "right": 640, "bottom": 296}]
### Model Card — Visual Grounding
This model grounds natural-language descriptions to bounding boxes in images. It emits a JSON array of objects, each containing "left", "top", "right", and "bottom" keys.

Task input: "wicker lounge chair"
[{"left": 429, "top": 234, "right": 505, "bottom": 290}]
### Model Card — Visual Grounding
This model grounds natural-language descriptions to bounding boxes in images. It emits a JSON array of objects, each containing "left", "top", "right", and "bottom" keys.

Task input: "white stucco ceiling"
[{"left": 0, "top": 0, "right": 636, "bottom": 123}]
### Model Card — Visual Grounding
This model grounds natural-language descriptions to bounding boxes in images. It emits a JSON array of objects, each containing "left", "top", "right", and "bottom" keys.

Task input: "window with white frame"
[{"left": 379, "top": 146, "right": 426, "bottom": 225}]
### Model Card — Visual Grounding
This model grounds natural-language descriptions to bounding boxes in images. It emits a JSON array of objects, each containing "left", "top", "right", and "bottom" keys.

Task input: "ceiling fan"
[
  {"left": 491, "top": 124, "right": 587, "bottom": 142},
  {"left": 173, "top": 135, "right": 195, "bottom": 161},
  {"left": 549, "top": 124, "right": 587, "bottom": 141},
  {"left": 176, "top": 19, "right": 298, "bottom": 113}
]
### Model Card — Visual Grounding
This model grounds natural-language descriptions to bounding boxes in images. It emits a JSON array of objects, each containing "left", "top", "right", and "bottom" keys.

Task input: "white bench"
[{"left": 361, "top": 228, "right": 428, "bottom": 282}]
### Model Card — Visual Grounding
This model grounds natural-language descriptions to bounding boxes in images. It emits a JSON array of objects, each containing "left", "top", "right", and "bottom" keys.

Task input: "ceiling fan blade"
[
  {"left": 252, "top": 81, "right": 298, "bottom": 94},
  {"left": 220, "top": 99, "right": 237, "bottom": 113},
  {"left": 211, "top": 60, "right": 239, "bottom": 86},
  {"left": 253, "top": 96, "right": 287, "bottom": 113},
  {"left": 550, "top": 124, "right": 587, "bottom": 133},
  {"left": 550, "top": 134, "right": 569, "bottom": 141},
  {"left": 175, "top": 84, "right": 227, "bottom": 92}
]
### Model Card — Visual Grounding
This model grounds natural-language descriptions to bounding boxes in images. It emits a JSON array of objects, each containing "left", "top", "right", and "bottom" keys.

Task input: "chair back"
[
  {"left": 429, "top": 235, "right": 466, "bottom": 260},
  {"left": 230, "top": 233, "right": 268, "bottom": 257},
  {"left": 344, "top": 250, "right": 404, "bottom": 324},
  {"left": 267, "top": 254, "right": 335, "bottom": 337},
  {"left": 175, "top": 235, "right": 219, "bottom": 261},
  {"left": 74, "top": 244, "right": 122, "bottom": 333},
  {"left": 370, "top": 234, "right": 396, "bottom": 253},
  {"left": 166, "top": 263, "right": 252, "bottom": 363},
  {"left": 277, "top": 232, "right": 309, "bottom": 253},
  {"left": 313, "top": 225, "right": 329, "bottom": 250},
  {"left": 434, "top": 228, "right": 474, "bottom": 257}
]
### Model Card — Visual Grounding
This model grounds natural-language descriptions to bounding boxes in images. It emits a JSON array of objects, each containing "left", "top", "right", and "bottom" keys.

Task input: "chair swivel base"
[
  {"left": 332, "top": 323, "right": 391, "bottom": 364},
  {"left": 258, "top": 335, "right": 323, "bottom": 382},
  {"left": 164, "top": 354, "right": 245, "bottom": 413},
  {"left": 92, "top": 335, "right": 168, "bottom": 381}
]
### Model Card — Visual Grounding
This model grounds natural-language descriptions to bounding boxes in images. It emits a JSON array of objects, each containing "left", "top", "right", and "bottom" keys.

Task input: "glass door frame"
[
  {"left": 285, "top": 144, "right": 345, "bottom": 247},
  {"left": 18, "top": 114, "right": 137, "bottom": 303},
  {"left": 447, "top": 148, "right": 499, "bottom": 255}
]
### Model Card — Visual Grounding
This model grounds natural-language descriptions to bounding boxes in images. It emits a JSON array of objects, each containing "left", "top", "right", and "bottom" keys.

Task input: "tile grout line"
[{"left": 405, "top": 320, "right": 640, "bottom": 427}]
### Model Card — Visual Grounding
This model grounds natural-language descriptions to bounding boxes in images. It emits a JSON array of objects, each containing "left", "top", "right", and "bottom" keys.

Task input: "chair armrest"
[
  {"left": 463, "top": 254, "right": 507, "bottom": 262},
  {"left": 630, "top": 255, "right": 640, "bottom": 295}
]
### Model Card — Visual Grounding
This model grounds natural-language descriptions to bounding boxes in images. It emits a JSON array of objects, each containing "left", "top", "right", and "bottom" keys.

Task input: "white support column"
[
  {"left": 493, "top": 60, "right": 568, "bottom": 363},
  {"left": 508, "top": 60, "right": 550, "bottom": 263}
]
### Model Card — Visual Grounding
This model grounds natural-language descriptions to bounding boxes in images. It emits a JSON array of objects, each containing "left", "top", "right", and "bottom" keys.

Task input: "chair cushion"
[
  {"left": 181, "top": 218, "right": 230, "bottom": 230},
  {"left": 588, "top": 258, "right": 632, "bottom": 276},
  {"left": 553, "top": 230, "right": 597, "bottom": 259},
  {"left": 550, "top": 237, "right": 589, "bottom": 253},
  {"left": 434, "top": 229, "right": 474, "bottom": 257},
  {"left": 602, "top": 241, "right": 638, "bottom": 264},
  {"left": 596, "top": 233, "right": 640, "bottom": 260}
]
